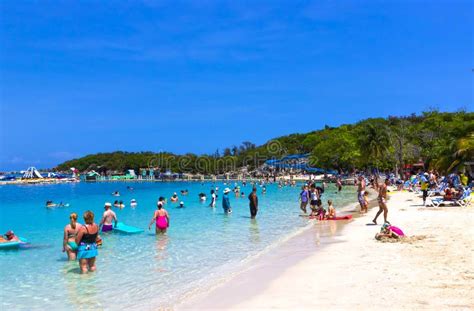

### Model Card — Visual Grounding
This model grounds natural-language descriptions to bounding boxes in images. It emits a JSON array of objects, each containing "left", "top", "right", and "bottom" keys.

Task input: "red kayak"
[
  {"left": 309, "top": 215, "right": 352, "bottom": 220},
  {"left": 328, "top": 215, "right": 352, "bottom": 220}
]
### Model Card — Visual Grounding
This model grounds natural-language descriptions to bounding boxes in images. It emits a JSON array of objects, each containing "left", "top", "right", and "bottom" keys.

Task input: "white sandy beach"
[{"left": 180, "top": 191, "right": 474, "bottom": 310}]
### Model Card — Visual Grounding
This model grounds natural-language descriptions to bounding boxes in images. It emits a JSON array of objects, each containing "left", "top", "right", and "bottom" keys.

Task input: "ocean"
[{"left": 0, "top": 181, "right": 355, "bottom": 310}]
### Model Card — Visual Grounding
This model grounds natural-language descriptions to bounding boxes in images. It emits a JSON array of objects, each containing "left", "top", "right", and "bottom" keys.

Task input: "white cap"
[
  {"left": 223, "top": 187, "right": 231, "bottom": 194},
  {"left": 105, "top": 202, "right": 112, "bottom": 207}
]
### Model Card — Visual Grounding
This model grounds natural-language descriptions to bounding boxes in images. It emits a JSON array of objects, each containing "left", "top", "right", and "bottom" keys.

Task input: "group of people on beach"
[{"left": 299, "top": 182, "right": 338, "bottom": 219}]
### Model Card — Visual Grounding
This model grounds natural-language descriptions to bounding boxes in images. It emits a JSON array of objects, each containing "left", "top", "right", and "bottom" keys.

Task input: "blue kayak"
[
  {"left": 0, "top": 237, "right": 27, "bottom": 250},
  {"left": 113, "top": 222, "right": 143, "bottom": 234}
]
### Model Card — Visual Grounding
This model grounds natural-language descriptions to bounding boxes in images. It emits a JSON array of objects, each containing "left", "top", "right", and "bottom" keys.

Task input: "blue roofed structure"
[{"left": 265, "top": 154, "right": 337, "bottom": 175}]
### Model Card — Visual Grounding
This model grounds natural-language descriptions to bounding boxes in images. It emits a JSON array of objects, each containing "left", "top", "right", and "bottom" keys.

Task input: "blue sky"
[{"left": 0, "top": 0, "right": 472, "bottom": 170}]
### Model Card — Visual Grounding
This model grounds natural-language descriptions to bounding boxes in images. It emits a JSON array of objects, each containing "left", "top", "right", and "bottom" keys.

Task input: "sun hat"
[
  {"left": 223, "top": 188, "right": 231, "bottom": 194},
  {"left": 105, "top": 202, "right": 112, "bottom": 207}
]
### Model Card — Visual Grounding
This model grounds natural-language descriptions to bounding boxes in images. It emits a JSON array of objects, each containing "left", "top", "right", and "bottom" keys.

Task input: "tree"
[
  {"left": 435, "top": 132, "right": 474, "bottom": 172},
  {"left": 310, "top": 127, "right": 360, "bottom": 171},
  {"left": 223, "top": 148, "right": 232, "bottom": 157},
  {"left": 357, "top": 120, "right": 392, "bottom": 170}
]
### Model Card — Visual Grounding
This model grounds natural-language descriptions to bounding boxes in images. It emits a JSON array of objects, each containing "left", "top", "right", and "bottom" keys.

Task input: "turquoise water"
[{"left": 0, "top": 181, "right": 355, "bottom": 310}]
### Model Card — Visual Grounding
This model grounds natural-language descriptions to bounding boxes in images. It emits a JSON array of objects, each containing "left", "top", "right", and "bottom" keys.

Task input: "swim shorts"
[{"left": 102, "top": 224, "right": 113, "bottom": 232}]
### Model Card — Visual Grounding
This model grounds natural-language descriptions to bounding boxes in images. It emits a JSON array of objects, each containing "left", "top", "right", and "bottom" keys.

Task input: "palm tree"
[
  {"left": 359, "top": 123, "right": 391, "bottom": 170},
  {"left": 435, "top": 132, "right": 474, "bottom": 172}
]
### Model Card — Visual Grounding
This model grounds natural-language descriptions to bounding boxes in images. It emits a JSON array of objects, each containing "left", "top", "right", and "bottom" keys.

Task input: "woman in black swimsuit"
[{"left": 75, "top": 211, "right": 99, "bottom": 274}]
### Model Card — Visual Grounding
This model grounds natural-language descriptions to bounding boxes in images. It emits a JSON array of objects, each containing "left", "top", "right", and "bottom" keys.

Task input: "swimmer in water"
[
  {"left": 148, "top": 199, "right": 170, "bottom": 234},
  {"left": 179, "top": 201, "right": 185, "bottom": 208},
  {"left": 46, "top": 200, "right": 57, "bottom": 208},
  {"left": 1, "top": 230, "right": 19, "bottom": 243},
  {"left": 170, "top": 193, "right": 179, "bottom": 202}
]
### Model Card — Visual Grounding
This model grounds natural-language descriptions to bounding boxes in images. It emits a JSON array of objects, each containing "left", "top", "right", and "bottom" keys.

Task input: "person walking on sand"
[
  {"left": 99, "top": 202, "right": 118, "bottom": 232},
  {"left": 372, "top": 179, "right": 390, "bottom": 224},
  {"left": 357, "top": 176, "right": 366, "bottom": 212},
  {"left": 248, "top": 187, "right": 259, "bottom": 219},
  {"left": 420, "top": 172, "right": 429, "bottom": 206}
]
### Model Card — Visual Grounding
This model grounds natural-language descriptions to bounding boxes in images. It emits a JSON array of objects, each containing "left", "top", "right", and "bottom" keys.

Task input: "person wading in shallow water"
[
  {"left": 248, "top": 187, "right": 259, "bottom": 219},
  {"left": 222, "top": 188, "right": 232, "bottom": 214},
  {"left": 299, "top": 185, "right": 310, "bottom": 214},
  {"left": 372, "top": 179, "right": 390, "bottom": 224}
]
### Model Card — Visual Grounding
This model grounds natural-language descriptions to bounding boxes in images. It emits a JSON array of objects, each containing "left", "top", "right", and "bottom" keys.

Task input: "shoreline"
[
  {"left": 178, "top": 190, "right": 474, "bottom": 310},
  {"left": 176, "top": 189, "right": 379, "bottom": 310}
]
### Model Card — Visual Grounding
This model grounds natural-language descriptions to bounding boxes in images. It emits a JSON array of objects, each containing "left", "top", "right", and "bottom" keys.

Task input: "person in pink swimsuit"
[
  {"left": 375, "top": 222, "right": 405, "bottom": 240},
  {"left": 148, "top": 197, "right": 170, "bottom": 234}
]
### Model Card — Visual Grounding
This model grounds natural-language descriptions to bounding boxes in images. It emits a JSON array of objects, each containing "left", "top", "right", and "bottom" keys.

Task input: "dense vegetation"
[{"left": 56, "top": 111, "right": 473, "bottom": 175}]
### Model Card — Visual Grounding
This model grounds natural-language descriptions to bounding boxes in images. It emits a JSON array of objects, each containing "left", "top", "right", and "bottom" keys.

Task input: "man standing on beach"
[
  {"left": 248, "top": 187, "right": 259, "bottom": 219},
  {"left": 357, "top": 176, "right": 366, "bottom": 212},
  {"left": 372, "top": 178, "right": 389, "bottom": 224}
]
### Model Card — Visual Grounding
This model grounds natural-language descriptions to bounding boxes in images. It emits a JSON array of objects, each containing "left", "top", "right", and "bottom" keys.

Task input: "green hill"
[{"left": 55, "top": 110, "right": 473, "bottom": 175}]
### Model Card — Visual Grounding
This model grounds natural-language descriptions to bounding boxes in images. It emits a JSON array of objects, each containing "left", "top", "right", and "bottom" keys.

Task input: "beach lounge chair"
[
  {"left": 427, "top": 182, "right": 447, "bottom": 197},
  {"left": 429, "top": 189, "right": 471, "bottom": 207},
  {"left": 455, "top": 189, "right": 472, "bottom": 207}
]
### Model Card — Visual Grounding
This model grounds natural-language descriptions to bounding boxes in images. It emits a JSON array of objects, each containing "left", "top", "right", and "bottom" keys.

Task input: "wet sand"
[{"left": 178, "top": 191, "right": 474, "bottom": 310}]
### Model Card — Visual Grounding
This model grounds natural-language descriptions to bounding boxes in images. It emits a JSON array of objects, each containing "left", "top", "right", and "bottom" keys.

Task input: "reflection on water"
[
  {"left": 155, "top": 234, "right": 169, "bottom": 273},
  {"left": 329, "top": 219, "right": 338, "bottom": 236},
  {"left": 62, "top": 262, "right": 102, "bottom": 310},
  {"left": 249, "top": 219, "right": 260, "bottom": 244}
]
